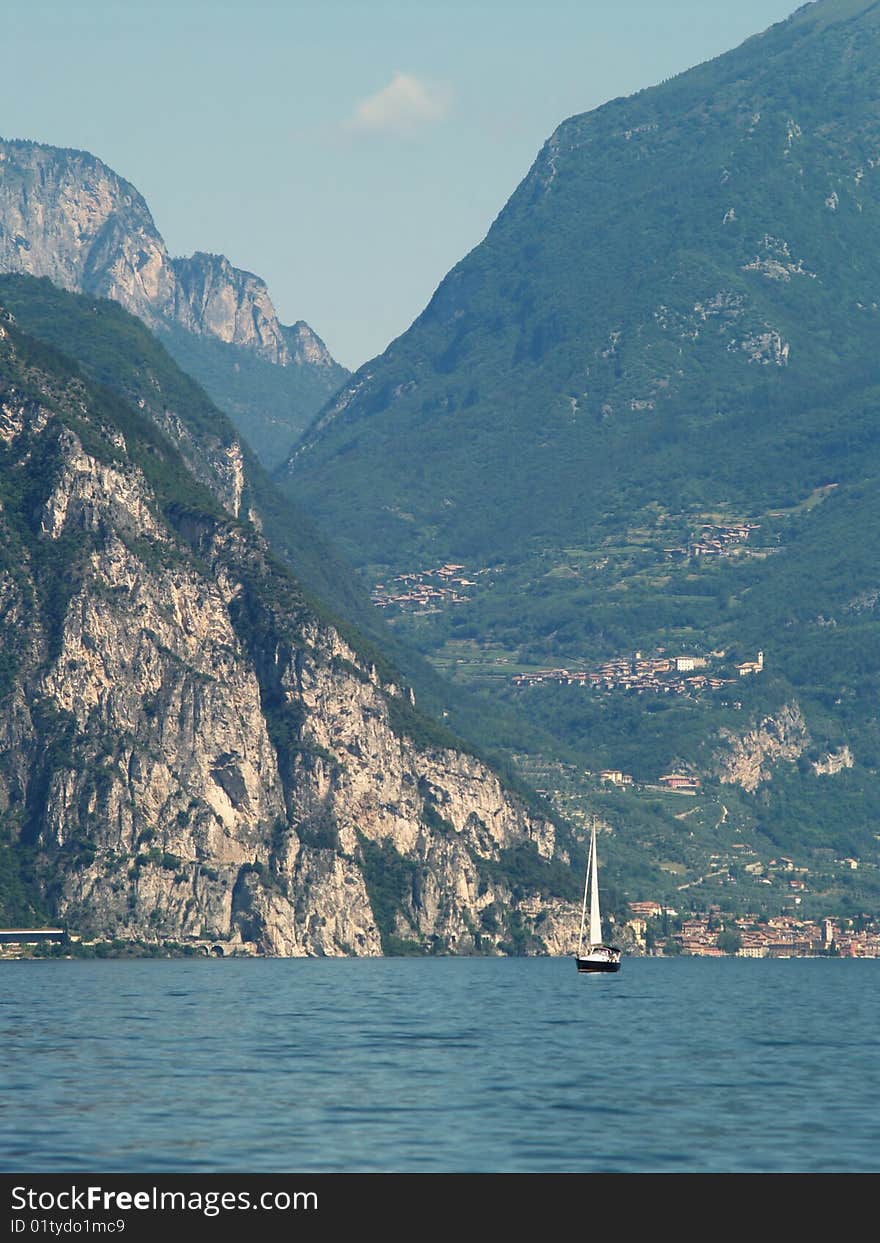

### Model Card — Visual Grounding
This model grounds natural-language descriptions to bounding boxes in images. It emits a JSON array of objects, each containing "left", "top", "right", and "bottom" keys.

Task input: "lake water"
[{"left": 2, "top": 957, "right": 878, "bottom": 1173}]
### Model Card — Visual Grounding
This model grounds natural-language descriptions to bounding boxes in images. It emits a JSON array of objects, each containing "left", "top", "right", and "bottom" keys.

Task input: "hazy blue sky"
[{"left": 4, "top": 1, "right": 799, "bottom": 368}]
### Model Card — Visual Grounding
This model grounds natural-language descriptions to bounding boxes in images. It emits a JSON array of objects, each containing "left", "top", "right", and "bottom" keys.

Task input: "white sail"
[
  {"left": 575, "top": 822, "right": 621, "bottom": 972},
  {"left": 577, "top": 827, "right": 594, "bottom": 956},
  {"left": 588, "top": 823, "right": 602, "bottom": 946}
]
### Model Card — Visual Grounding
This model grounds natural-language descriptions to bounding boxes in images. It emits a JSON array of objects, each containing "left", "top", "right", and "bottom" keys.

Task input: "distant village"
[
  {"left": 625, "top": 903, "right": 880, "bottom": 958},
  {"left": 512, "top": 647, "right": 764, "bottom": 696},
  {"left": 370, "top": 522, "right": 764, "bottom": 617},
  {"left": 371, "top": 563, "right": 489, "bottom": 612},
  {"left": 664, "top": 520, "right": 762, "bottom": 561},
  {"left": 372, "top": 522, "right": 765, "bottom": 618}
]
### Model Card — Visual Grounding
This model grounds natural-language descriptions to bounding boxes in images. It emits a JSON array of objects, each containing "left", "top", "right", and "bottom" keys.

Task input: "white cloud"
[{"left": 347, "top": 72, "right": 452, "bottom": 135}]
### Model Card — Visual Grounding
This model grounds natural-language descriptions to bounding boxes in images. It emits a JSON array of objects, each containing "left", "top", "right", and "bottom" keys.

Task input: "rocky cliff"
[
  {"left": 0, "top": 142, "right": 174, "bottom": 325},
  {"left": 712, "top": 703, "right": 810, "bottom": 793},
  {"left": 0, "top": 138, "right": 348, "bottom": 465},
  {"left": 0, "top": 308, "right": 580, "bottom": 955},
  {"left": 811, "top": 745, "right": 854, "bottom": 777},
  {"left": 170, "top": 251, "right": 291, "bottom": 362}
]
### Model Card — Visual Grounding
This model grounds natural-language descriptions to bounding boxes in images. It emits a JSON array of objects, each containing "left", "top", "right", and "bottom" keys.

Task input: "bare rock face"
[
  {"left": 0, "top": 319, "right": 579, "bottom": 957},
  {"left": 712, "top": 703, "right": 810, "bottom": 792},
  {"left": 0, "top": 139, "right": 336, "bottom": 370},
  {"left": 0, "top": 141, "right": 175, "bottom": 323},
  {"left": 812, "top": 745, "right": 854, "bottom": 777},
  {"left": 282, "top": 321, "right": 339, "bottom": 369},
  {"left": 171, "top": 252, "right": 290, "bottom": 363}
]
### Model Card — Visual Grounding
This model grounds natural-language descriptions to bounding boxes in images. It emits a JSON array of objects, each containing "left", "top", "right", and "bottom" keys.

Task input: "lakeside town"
[
  {"left": 624, "top": 904, "right": 880, "bottom": 958},
  {"left": 3, "top": 911, "right": 877, "bottom": 959},
  {"left": 513, "top": 750, "right": 879, "bottom": 952}
]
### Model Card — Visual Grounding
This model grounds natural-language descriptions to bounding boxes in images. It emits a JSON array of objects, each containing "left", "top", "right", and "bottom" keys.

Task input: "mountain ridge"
[
  {"left": 284, "top": 0, "right": 880, "bottom": 576},
  {"left": 0, "top": 136, "right": 348, "bottom": 466}
]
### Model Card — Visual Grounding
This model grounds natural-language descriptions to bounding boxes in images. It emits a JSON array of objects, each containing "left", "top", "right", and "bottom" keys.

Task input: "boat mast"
[
  {"left": 577, "top": 826, "right": 594, "bottom": 957},
  {"left": 589, "top": 823, "right": 602, "bottom": 947}
]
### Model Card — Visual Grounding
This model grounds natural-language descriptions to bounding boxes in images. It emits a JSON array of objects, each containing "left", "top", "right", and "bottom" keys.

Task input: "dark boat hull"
[{"left": 576, "top": 957, "right": 621, "bottom": 973}]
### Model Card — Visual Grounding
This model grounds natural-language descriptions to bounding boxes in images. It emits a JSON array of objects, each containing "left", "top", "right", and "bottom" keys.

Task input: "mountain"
[
  {"left": 0, "top": 287, "right": 586, "bottom": 954},
  {"left": 281, "top": 0, "right": 880, "bottom": 916},
  {"left": 0, "top": 138, "right": 348, "bottom": 466},
  {"left": 287, "top": 0, "right": 880, "bottom": 557}
]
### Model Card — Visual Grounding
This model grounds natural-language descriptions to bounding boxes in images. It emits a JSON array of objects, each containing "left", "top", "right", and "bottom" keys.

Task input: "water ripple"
[{"left": 2, "top": 957, "right": 878, "bottom": 1172}]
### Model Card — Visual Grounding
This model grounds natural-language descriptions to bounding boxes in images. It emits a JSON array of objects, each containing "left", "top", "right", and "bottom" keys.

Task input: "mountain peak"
[
  {"left": 0, "top": 136, "right": 350, "bottom": 466},
  {"left": 0, "top": 136, "right": 338, "bottom": 370},
  {"left": 171, "top": 249, "right": 287, "bottom": 362},
  {"left": 289, "top": 0, "right": 880, "bottom": 530}
]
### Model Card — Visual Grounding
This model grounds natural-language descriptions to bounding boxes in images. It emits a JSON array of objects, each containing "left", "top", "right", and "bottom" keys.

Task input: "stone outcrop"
[
  {"left": 171, "top": 252, "right": 290, "bottom": 362},
  {"left": 712, "top": 704, "right": 810, "bottom": 792},
  {"left": 811, "top": 745, "right": 854, "bottom": 777}
]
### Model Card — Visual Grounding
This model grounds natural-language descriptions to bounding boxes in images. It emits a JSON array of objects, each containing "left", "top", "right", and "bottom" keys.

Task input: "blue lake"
[{"left": 2, "top": 956, "right": 878, "bottom": 1173}]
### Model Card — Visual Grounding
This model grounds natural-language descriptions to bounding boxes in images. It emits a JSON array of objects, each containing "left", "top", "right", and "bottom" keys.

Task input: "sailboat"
[{"left": 576, "top": 822, "right": 621, "bottom": 973}]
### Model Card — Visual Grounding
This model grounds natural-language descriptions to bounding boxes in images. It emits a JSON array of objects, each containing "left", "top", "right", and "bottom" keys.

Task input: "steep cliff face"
[
  {"left": 170, "top": 252, "right": 286, "bottom": 361},
  {"left": 0, "top": 312, "right": 579, "bottom": 955},
  {"left": 0, "top": 272, "right": 378, "bottom": 629},
  {"left": 0, "top": 142, "right": 175, "bottom": 322}
]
